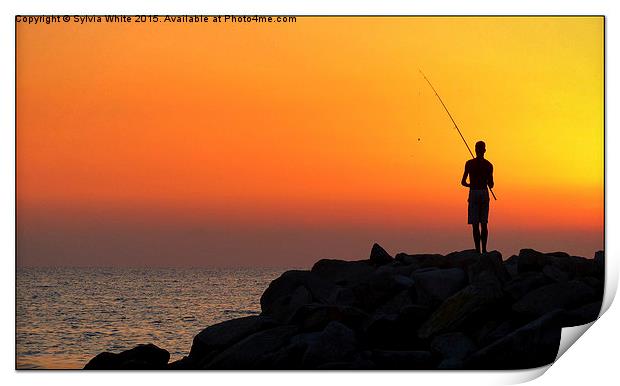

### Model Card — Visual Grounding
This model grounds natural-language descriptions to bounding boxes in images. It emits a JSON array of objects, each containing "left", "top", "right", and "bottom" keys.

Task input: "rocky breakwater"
[{"left": 85, "top": 245, "right": 604, "bottom": 370}]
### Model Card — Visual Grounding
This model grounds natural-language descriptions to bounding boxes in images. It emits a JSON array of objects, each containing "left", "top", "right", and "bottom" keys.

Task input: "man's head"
[{"left": 475, "top": 141, "right": 486, "bottom": 158}]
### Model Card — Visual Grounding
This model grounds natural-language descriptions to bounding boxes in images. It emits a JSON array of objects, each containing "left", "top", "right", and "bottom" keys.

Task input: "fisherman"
[{"left": 461, "top": 141, "right": 494, "bottom": 253}]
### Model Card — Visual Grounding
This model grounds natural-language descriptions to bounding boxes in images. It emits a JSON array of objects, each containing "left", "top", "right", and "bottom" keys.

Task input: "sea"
[{"left": 16, "top": 267, "right": 292, "bottom": 369}]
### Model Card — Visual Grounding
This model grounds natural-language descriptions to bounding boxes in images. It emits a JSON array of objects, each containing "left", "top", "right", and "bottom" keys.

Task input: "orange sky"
[{"left": 17, "top": 16, "right": 604, "bottom": 267}]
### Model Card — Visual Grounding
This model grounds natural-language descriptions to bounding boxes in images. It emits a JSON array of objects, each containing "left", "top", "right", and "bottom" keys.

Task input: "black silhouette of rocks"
[
  {"left": 370, "top": 243, "right": 393, "bottom": 264},
  {"left": 413, "top": 268, "right": 467, "bottom": 306},
  {"left": 85, "top": 245, "right": 604, "bottom": 370},
  {"left": 205, "top": 325, "right": 299, "bottom": 369},
  {"left": 84, "top": 343, "right": 169, "bottom": 370},
  {"left": 188, "top": 315, "right": 277, "bottom": 365},
  {"left": 431, "top": 332, "right": 477, "bottom": 361},
  {"left": 512, "top": 280, "right": 596, "bottom": 317},
  {"left": 465, "top": 310, "right": 565, "bottom": 369}
]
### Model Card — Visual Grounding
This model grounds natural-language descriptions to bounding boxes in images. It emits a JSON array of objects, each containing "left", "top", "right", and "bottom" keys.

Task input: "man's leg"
[
  {"left": 472, "top": 223, "right": 481, "bottom": 253},
  {"left": 480, "top": 223, "right": 488, "bottom": 253}
]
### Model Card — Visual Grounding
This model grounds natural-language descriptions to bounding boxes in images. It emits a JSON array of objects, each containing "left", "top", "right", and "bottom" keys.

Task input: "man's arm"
[
  {"left": 461, "top": 163, "right": 470, "bottom": 187},
  {"left": 487, "top": 164, "right": 494, "bottom": 189}
]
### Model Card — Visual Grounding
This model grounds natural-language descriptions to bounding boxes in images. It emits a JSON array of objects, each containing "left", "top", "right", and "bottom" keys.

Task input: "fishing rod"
[{"left": 419, "top": 70, "right": 497, "bottom": 200}]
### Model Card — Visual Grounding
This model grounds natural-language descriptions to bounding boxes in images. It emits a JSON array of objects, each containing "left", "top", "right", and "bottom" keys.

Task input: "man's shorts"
[{"left": 468, "top": 189, "right": 490, "bottom": 224}]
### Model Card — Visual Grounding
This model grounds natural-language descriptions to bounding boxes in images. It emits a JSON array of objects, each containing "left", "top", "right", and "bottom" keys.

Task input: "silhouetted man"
[{"left": 461, "top": 141, "right": 494, "bottom": 253}]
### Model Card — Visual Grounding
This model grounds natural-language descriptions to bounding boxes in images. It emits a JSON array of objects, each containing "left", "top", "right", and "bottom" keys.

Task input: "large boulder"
[
  {"left": 370, "top": 243, "right": 393, "bottom": 265},
  {"left": 326, "top": 286, "right": 357, "bottom": 306},
  {"left": 465, "top": 310, "right": 564, "bottom": 369},
  {"left": 517, "top": 249, "right": 553, "bottom": 273},
  {"left": 512, "top": 280, "right": 597, "bottom": 317},
  {"left": 418, "top": 281, "right": 505, "bottom": 339},
  {"left": 503, "top": 272, "right": 551, "bottom": 301},
  {"left": 542, "top": 264, "right": 572, "bottom": 282},
  {"left": 465, "top": 251, "right": 510, "bottom": 284},
  {"left": 516, "top": 249, "right": 603, "bottom": 279},
  {"left": 562, "top": 301, "right": 602, "bottom": 326},
  {"left": 503, "top": 255, "right": 519, "bottom": 278},
  {"left": 257, "top": 341, "right": 308, "bottom": 369},
  {"left": 260, "top": 270, "right": 335, "bottom": 322},
  {"left": 403, "top": 250, "right": 508, "bottom": 285},
  {"left": 311, "top": 259, "right": 375, "bottom": 285},
  {"left": 594, "top": 250, "right": 604, "bottom": 271},
  {"left": 350, "top": 271, "right": 414, "bottom": 311},
  {"left": 395, "top": 253, "right": 446, "bottom": 269},
  {"left": 188, "top": 315, "right": 277, "bottom": 363},
  {"left": 293, "top": 321, "right": 358, "bottom": 368},
  {"left": 205, "top": 325, "right": 298, "bottom": 369},
  {"left": 399, "top": 304, "right": 432, "bottom": 326},
  {"left": 412, "top": 268, "right": 468, "bottom": 306},
  {"left": 371, "top": 350, "right": 434, "bottom": 369},
  {"left": 288, "top": 303, "right": 368, "bottom": 331},
  {"left": 84, "top": 343, "right": 170, "bottom": 370},
  {"left": 430, "top": 332, "right": 477, "bottom": 361},
  {"left": 364, "top": 312, "right": 426, "bottom": 350},
  {"left": 374, "top": 289, "right": 415, "bottom": 315},
  {"left": 473, "top": 319, "right": 525, "bottom": 348}
]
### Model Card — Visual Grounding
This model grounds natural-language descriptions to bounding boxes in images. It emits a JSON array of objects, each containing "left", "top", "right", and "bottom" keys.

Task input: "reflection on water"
[{"left": 16, "top": 267, "right": 287, "bottom": 369}]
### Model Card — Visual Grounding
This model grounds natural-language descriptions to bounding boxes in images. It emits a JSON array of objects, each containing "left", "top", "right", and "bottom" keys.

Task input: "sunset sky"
[{"left": 17, "top": 16, "right": 603, "bottom": 267}]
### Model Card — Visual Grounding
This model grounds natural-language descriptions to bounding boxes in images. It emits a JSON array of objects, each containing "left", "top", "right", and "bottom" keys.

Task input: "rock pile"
[{"left": 85, "top": 244, "right": 604, "bottom": 370}]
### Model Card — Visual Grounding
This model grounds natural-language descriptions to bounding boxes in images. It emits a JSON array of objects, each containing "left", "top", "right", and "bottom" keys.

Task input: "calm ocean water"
[{"left": 16, "top": 267, "right": 291, "bottom": 369}]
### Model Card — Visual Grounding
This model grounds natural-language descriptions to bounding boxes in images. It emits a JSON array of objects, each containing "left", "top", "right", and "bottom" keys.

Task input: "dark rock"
[
  {"left": 465, "top": 310, "right": 564, "bottom": 369},
  {"left": 370, "top": 243, "right": 393, "bottom": 265},
  {"left": 465, "top": 251, "right": 510, "bottom": 285},
  {"left": 413, "top": 268, "right": 467, "bottom": 306},
  {"left": 580, "top": 276, "right": 604, "bottom": 296},
  {"left": 418, "top": 281, "right": 504, "bottom": 339},
  {"left": 563, "top": 301, "right": 602, "bottom": 326},
  {"left": 403, "top": 250, "right": 507, "bottom": 286},
  {"left": 443, "top": 249, "right": 484, "bottom": 270},
  {"left": 260, "top": 270, "right": 335, "bottom": 322},
  {"left": 503, "top": 272, "right": 551, "bottom": 301},
  {"left": 86, "top": 247, "right": 604, "bottom": 371},
  {"left": 513, "top": 280, "right": 596, "bottom": 317},
  {"left": 266, "top": 285, "right": 313, "bottom": 323},
  {"left": 167, "top": 356, "right": 192, "bottom": 370},
  {"left": 351, "top": 271, "right": 413, "bottom": 311},
  {"left": 504, "top": 255, "right": 519, "bottom": 265},
  {"left": 294, "top": 321, "right": 358, "bottom": 368},
  {"left": 399, "top": 304, "right": 432, "bottom": 326},
  {"left": 594, "top": 250, "right": 604, "bottom": 270},
  {"left": 517, "top": 249, "right": 551, "bottom": 273},
  {"left": 543, "top": 264, "right": 571, "bottom": 282},
  {"left": 430, "top": 332, "right": 477, "bottom": 360},
  {"left": 84, "top": 343, "right": 170, "bottom": 370},
  {"left": 289, "top": 303, "right": 368, "bottom": 331},
  {"left": 474, "top": 319, "right": 525, "bottom": 348},
  {"left": 516, "top": 249, "right": 602, "bottom": 280},
  {"left": 311, "top": 259, "right": 375, "bottom": 285},
  {"left": 377, "top": 260, "right": 418, "bottom": 277},
  {"left": 371, "top": 350, "right": 435, "bottom": 369},
  {"left": 189, "top": 315, "right": 277, "bottom": 361},
  {"left": 257, "top": 341, "right": 308, "bottom": 369},
  {"left": 326, "top": 286, "right": 357, "bottom": 306},
  {"left": 205, "top": 325, "right": 298, "bottom": 369},
  {"left": 316, "top": 359, "right": 376, "bottom": 369},
  {"left": 504, "top": 256, "right": 519, "bottom": 278},
  {"left": 437, "top": 358, "right": 464, "bottom": 369},
  {"left": 395, "top": 253, "right": 446, "bottom": 269},
  {"left": 548, "top": 251, "right": 570, "bottom": 257},
  {"left": 364, "top": 313, "right": 425, "bottom": 350},
  {"left": 374, "top": 289, "right": 415, "bottom": 315}
]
